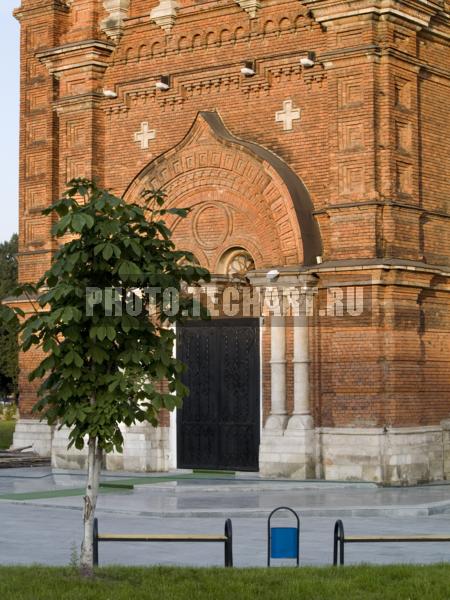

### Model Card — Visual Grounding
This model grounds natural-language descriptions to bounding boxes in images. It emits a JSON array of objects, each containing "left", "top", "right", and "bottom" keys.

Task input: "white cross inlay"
[
  {"left": 134, "top": 122, "right": 156, "bottom": 149},
  {"left": 275, "top": 100, "right": 301, "bottom": 131}
]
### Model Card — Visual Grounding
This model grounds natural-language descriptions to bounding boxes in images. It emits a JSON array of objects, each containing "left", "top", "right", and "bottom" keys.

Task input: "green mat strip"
[
  {"left": 99, "top": 482, "right": 134, "bottom": 490},
  {"left": 0, "top": 472, "right": 236, "bottom": 501},
  {"left": 0, "top": 486, "right": 131, "bottom": 501},
  {"left": 193, "top": 469, "right": 236, "bottom": 475}
]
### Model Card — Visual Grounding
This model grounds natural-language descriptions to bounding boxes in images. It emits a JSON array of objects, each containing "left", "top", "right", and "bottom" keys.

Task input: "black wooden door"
[{"left": 177, "top": 318, "right": 260, "bottom": 471}]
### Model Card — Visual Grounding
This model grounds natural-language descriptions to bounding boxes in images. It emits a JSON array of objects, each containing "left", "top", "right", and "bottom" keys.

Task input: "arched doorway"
[{"left": 125, "top": 111, "right": 322, "bottom": 471}]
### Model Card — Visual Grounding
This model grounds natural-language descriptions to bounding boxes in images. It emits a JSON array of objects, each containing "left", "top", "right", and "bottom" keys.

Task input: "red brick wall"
[{"left": 15, "top": 0, "right": 450, "bottom": 429}]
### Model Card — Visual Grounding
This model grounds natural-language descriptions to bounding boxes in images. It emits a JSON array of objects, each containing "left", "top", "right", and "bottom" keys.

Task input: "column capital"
[
  {"left": 235, "top": 0, "right": 261, "bottom": 19},
  {"left": 101, "top": 0, "right": 130, "bottom": 40},
  {"left": 150, "top": 0, "right": 180, "bottom": 33}
]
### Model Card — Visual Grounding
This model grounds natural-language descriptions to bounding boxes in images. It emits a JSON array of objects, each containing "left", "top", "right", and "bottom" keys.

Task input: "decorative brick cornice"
[
  {"left": 235, "top": 0, "right": 261, "bottom": 18},
  {"left": 14, "top": 0, "right": 69, "bottom": 20},
  {"left": 36, "top": 40, "right": 115, "bottom": 77},
  {"left": 150, "top": 0, "right": 180, "bottom": 33},
  {"left": 101, "top": 0, "right": 130, "bottom": 41},
  {"left": 301, "top": 0, "right": 445, "bottom": 29},
  {"left": 53, "top": 93, "right": 106, "bottom": 115}
]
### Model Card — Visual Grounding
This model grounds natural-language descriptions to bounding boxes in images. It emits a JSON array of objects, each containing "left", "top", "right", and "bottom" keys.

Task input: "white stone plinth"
[
  {"left": 51, "top": 423, "right": 171, "bottom": 472},
  {"left": 12, "top": 419, "right": 52, "bottom": 457},
  {"left": 106, "top": 424, "right": 170, "bottom": 472},
  {"left": 51, "top": 426, "right": 88, "bottom": 470},
  {"left": 319, "top": 426, "right": 445, "bottom": 484}
]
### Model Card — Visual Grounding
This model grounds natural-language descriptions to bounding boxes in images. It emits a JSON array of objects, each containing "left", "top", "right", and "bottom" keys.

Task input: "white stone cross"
[
  {"left": 275, "top": 100, "right": 301, "bottom": 131},
  {"left": 134, "top": 122, "right": 156, "bottom": 149}
]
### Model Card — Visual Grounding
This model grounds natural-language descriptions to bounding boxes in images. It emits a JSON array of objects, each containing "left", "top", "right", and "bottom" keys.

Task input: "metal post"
[
  {"left": 333, "top": 520, "right": 344, "bottom": 566},
  {"left": 93, "top": 517, "right": 99, "bottom": 567},
  {"left": 224, "top": 519, "right": 233, "bottom": 568}
]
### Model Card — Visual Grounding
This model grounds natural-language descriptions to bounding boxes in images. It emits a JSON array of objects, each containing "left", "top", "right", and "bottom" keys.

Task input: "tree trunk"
[{"left": 80, "top": 436, "right": 103, "bottom": 576}]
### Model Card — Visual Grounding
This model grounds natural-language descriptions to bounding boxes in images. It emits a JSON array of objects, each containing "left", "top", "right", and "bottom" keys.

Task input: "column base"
[
  {"left": 286, "top": 413, "right": 314, "bottom": 432},
  {"left": 12, "top": 419, "right": 52, "bottom": 457},
  {"left": 263, "top": 414, "right": 289, "bottom": 432},
  {"left": 259, "top": 425, "right": 315, "bottom": 479}
]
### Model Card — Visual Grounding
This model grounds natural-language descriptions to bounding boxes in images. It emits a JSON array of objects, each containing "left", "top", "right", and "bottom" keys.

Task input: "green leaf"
[
  {"left": 121, "top": 314, "right": 138, "bottom": 333},
  {"left": 73, "top": 353, "right": 83, "bottom": 368},
  {"left": 155, "top": 363, "right": 166, "bottom": 379},
  {"left": 61, "top": 307, "right": 73, "bottom": 323},
  {"left": 54, "top": 213, "right": 72, "bottom": 234},
  {"left": 94, "top": 243, "right": 106, "bottom": 256},
  {"left": 91, "top": 345, "right": 109, "bottom": 364},
  {"left": 64, "top": 351, "right": 75, "bottom": 366},
  {"left": 97, "top": 326, "right": 107, "bottom": 341},
  {"left": 72, "top": 214, "right": 86, "bottom": 232},
  {"left": 106, "top": 326, "right": 116, "bottom": 341},
  {"left": 118, "top": 261, "right": 142, "bottom": 280},
  {"left": 84, "top": 214, "right": 95, "bottom": 229},
  {"left": 102, "top": 243, "right": 113, "bottom": 261}
]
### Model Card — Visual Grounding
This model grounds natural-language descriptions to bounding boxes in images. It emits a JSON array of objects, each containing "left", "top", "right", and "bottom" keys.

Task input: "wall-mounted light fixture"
[
  {"left": 266, "top": 269, "right": 280, "bottom": 282},
  {"left": 103, "top": 89, "right": 118, "bottom": 99},
  {"left": 300, "top": 51, "right": 316, "bottom": 68},
  {"left": 155, "top": 75, "right": 171, "bottom": 91},
  {"left": 241, "top": 60, "right": 256, "bottom": 77}
]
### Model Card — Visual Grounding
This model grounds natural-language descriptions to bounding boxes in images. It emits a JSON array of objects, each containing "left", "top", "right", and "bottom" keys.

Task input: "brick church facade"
[{"left": 12, "top": 0, "right": 450, "bottom": 483}]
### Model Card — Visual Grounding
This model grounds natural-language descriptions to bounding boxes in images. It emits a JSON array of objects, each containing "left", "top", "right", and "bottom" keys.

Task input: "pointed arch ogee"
[{"left": 125, "top": 111, "right": 322, "bottom": 267}]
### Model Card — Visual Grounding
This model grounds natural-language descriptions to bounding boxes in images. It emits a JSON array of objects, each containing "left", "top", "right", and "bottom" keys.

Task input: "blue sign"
[{"left": 270, "top": 527, "right": 298, "bottom": 559}]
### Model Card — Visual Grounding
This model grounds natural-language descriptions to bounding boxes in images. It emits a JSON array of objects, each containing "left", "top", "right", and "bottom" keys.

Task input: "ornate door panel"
[{"left": 177, "top": 319, "right": 260, "bottom": 471}]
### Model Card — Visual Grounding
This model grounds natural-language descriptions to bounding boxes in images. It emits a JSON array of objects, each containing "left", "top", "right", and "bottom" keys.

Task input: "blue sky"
[{"left": 0, "top": 1, "right": 20, "bottom": 244}]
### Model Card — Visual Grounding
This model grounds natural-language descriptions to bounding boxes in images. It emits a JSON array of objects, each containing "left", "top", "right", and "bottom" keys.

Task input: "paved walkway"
[{"left": 2, "top": 468, "right": 450, "bottom": 567}]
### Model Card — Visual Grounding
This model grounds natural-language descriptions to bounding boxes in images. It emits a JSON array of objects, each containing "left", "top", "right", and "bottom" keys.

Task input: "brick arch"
[
  {"left": 167, "top": 185, "right": 278, "bottom": 270},
  {"left": 125, "top": 111, "right": 322, "bottom": 267}
]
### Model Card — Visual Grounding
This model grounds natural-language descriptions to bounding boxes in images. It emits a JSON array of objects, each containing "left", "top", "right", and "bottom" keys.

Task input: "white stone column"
[
  {"left": 249, "top": 270, "right": 317, "bottom": 478},
  {"left": 265, "top": 315, "right": 288, "bottom": 430},
  {"left": 287, "top": 314, "right": 313, "bottom": 431}
]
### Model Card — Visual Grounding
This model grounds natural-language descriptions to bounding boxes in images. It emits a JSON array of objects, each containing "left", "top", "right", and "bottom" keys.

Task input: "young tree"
[
  {"left": 0, "top": 179, "right": 209, "bottom": 576},
  {"left": 0, "top": 234, "right": 19, "bottom": 399}
]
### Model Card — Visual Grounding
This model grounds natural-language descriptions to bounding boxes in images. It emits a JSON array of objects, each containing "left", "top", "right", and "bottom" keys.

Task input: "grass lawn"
[
  {"left": 0, "top": 420, "right": 15, "bottom": 450},
  {"left": 1, "top": 565, "right": 450, "bottom": 600}
]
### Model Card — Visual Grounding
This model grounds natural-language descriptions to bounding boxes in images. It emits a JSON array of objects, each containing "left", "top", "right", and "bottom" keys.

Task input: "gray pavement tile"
[
  {"left": 3, "top": 503, "right": 450, "bottom": 567},
  {"left": 2, "top": 469, "right": 450, "bottom": 568}
]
